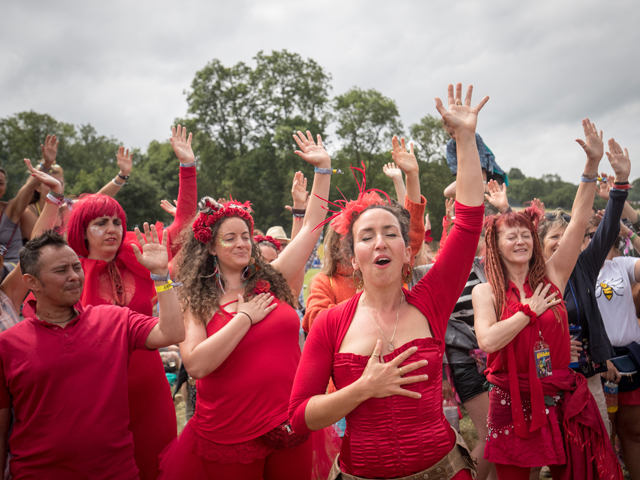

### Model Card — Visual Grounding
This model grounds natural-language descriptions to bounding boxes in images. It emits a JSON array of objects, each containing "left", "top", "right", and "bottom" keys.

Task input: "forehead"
[
  {"left": 352, "top": 208, "right": 401, "bottom": 234},
  {"left": 39, "top": 245, "right": 81, "bottom": 270},
  {"left": 498, "top": 225, "right": 531, "bottom": 236},
  {"left": 219, "top": 217, "right": 250, "bottom": 234},
  {"left": 89, "top": 215, "right": 120, "bottom": 223},
  {"left": 546, "top": 224, "right": 567, "bottom": 235}
]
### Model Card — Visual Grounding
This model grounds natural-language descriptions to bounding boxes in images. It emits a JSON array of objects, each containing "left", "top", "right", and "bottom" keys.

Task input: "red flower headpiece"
[
  {"left": 192, "top": 196, "right": 254, "bottom": 244},
  {"left": 254, "top": 235, "right": 282, "bottom": 251},
  {"left": 313, "top": 162, "right": 391, "bottom": 236}
]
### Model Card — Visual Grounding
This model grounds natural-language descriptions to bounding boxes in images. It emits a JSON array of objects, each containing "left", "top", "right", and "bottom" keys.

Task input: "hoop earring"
[
  {"left": 402, "top": 263, "right": 413, "bottom": 284},
  {"left": 352, "top": 269, "right": 364, "bottom": 290},
  {"left": 213, "top": 255, "right": 225, "bottom": 294}
]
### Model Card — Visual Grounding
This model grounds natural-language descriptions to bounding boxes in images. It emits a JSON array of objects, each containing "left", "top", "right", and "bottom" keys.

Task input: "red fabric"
[
  {"left": 486, "top": 278, "right": 570, "bottom": 438},
  {"left": 0, "top": 300, "right": 157, "bottom": 479},
  {"left": 289, "top": 202, "right": 484, "bottom": 478},
  {"left": 488, "top": 370, "right": 622, "bottom": 479},
  {"left": 618, "top": 387, "right": 640, "bottom": 405}
]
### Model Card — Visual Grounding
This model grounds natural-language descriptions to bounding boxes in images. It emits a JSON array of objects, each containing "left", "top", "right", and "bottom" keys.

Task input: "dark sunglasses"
[
  {"left": 545, "top": 212, "right": 571, "bottom": 222},
  {"left": 584, "top": 231, "right": 596, "bottom": 240}
]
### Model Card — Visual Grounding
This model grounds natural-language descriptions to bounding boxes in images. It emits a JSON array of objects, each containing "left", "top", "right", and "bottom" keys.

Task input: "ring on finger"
[
  {"left": 398, "top": 366, "right": 405, "bottom": 376},
  {"left": 372, "top": 353, "right": 380, "bottom": 358},
  {"left": 455, "top": 101, "right": 463, "bottom": 106}
]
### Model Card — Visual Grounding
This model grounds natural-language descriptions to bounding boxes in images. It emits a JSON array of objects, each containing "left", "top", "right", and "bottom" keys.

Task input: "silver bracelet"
[{"left": 112, "top": 178, "right": 125, "bottom": 187}]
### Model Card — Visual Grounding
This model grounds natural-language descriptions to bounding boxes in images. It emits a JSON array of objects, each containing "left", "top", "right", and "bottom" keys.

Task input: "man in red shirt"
[{"left": 0, "top": 225, "right": 184, "bottom": 480}]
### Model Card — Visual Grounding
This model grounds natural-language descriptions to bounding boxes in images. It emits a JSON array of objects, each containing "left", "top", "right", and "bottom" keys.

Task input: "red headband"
[
  {"left": 314, "top": 162, "right": 391, "bottom": 236},
  {"left": 254, "top": 235, "right": 282, "bottom": 251},
  {"left": 192, "top": 197, "right": 254, "bottom": 244}
]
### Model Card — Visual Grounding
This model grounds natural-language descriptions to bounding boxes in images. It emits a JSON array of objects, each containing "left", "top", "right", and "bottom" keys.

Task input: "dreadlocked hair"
[
  {"left": 175, "top": 216, "right": 296, "bottom": 324},
  {"left": 483, "top": 205, "right": 566, "bottom": 328}
]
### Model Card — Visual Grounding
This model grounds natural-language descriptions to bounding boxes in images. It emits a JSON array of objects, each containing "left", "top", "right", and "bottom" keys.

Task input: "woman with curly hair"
[
  {"left": 472, "top": 120, "right": 622, "bottom": 479},
  {"left": 157, "top": 131, "right": 332, "bottom": 480},
  {"left": 289, "top": 83, "right": 486, "bottom": 480}
]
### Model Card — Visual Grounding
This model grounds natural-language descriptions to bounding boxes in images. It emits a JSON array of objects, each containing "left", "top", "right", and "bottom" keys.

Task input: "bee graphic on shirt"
[{"left": 596, "top": 278, "right": 625, "bottom": 301}]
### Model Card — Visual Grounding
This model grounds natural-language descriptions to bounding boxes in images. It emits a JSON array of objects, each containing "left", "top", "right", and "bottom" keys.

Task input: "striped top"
[{"left": 450, "top": 270, "right": 481, "bottom": 329}]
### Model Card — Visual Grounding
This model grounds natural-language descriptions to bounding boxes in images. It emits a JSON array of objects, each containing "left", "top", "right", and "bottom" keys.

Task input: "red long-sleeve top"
[{"left": 289, "top": 201, "right": 483, "bottom": 478}]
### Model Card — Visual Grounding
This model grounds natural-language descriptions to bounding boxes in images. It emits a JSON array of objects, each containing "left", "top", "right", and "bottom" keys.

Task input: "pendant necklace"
[{"left": 362, "top": 294, "right": 404, "bottom": 351}]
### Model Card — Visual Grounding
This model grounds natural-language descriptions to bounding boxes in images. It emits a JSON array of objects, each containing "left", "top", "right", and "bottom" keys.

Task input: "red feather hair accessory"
[
  {"left": 192, "top": 197, "right": 254, "bottom": 244},
  {"left": 313, "top": 162, "right": 391, "bottom": 236},
  {"left": 254, "top": 235, "right": 282, "bottom": 251}
]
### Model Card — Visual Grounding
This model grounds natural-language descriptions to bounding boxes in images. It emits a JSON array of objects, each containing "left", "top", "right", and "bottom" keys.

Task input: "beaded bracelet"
[
  {"left": 314, "top": 167, "right": 343, "bottom": 175},
  {"left": 117, "top": 173, "right": 130, "bottom": 181},
  {"left": 580, "top": 175, "right": 597, "bottom": 183}
]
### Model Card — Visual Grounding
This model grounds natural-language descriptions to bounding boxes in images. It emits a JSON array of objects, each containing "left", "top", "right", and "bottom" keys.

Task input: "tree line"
[{"left": 1, "top": 50, "right": 634, "bottom": 239}]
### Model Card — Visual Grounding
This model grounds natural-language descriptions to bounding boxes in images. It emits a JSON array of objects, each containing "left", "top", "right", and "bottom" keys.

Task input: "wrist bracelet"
[
  {"left": 582, "top": 172, "right": 598, "bottom": 179},
  {"left": 154, "top": 278, "right": 183, "bottom": 292},
  {"left": 291, "top": 208, "right": 306, "bottom": 218},
  {"left": 612, "top": 183, "right": 633, "bottom": 190},
  {"left": 615, "top": 181, "right": 630, "bottom": 185},
  {"left": 180, "top": 161, "right": 197, "bottom": 168},
  {"left": 631, "top": 233, "right": 638, "bottom": 242},
  {"left": 112, "top": 178, "right": 126, "bottom": 187},
  {"left": 150, "top": 271, "right": 170, "bottom": 282},
  {"left": 314, "top": 167, "right": 342, "bottom": 175},
  {"left": 49, "top": 190, "right": 64, "bottom": 199},
  {"left": 117, "top": 173, "right": 130, "bottom": 180},
  {"left": 38, "top": 163, "right": 52, "bottom": 174},
  {"left": 580, "top": 175, "right": 597, "bottom": 183},
  {"left": 45, "top": 193, "right": 64, "bottom": 206},
  {"left": 292, "top": 214, "right": 305, "bottom": 219},
  {"left": 238, "top": 311, "right": 253, "bottom": 326},
  {"left": 517, "top": 303, "right": 538, "bottom": 323}
]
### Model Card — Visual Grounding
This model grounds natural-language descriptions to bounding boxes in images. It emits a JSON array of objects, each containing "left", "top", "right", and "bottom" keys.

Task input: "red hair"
[
  {"left": 65, "top": 194, "right": 127, "bottom": 257},
  {"left": 483, "top": 205, "right": 548, "bottom": 319}
]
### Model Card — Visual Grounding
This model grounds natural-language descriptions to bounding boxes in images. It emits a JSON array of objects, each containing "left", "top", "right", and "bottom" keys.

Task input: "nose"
[{"left": 373, "top": 233, "right": 387, "bottom": 250}]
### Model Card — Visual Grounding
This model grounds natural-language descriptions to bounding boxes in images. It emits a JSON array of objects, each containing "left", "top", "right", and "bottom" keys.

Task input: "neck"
[
  {"left": 503, "top": 260, "right": 529, "bottom": 289},
  {"left": 35, "top": 300, "right": 77, "bottom": 327},
  {"left": 218, "top": 265, "right": 246, "bottom": 291},
  {"left": 361, "top": 285, "right": 404, "bottom": 315}
]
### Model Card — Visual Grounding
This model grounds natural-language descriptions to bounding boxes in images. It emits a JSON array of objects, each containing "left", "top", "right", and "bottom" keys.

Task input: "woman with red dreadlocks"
[
  {"left": 157, "top": 131, "right": 332, "bottom": 480},
  {"left": 36, "top": 125, "right": 198, "bottom": 480},
  {"left": 472, "top": 121, "right": 622, "bottom": 479},
  {"left": 289, "top": 83, "right": 486, "bottom": 480}
]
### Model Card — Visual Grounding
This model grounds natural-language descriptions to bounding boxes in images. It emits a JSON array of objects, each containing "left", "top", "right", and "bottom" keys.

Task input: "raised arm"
[
  {"left": 97, "top": 147, "right": 133, "bottom": 197},
  {"left": 547, "top": 119, "right": 604, "bottom": 291},
  {"left": 435, "top": 84, "right": 487, "bottom": 208},
  {"left": 391, "top": 136, "right": 421, "bottom": 204},
  {"left": 165, "top": 126, "right": 198, "bottom": 255},
  {"left": 285, "top": 171, "right": 309, "bottom": 241},
  {"left": 271, "top": 131, "right": 330, "bottom": 285},
  {"left": 383, "top": 161, "right": 407, "bottom": 204},
  {"left": 485, "top": 180, "right": 510, "bottom": 213}
]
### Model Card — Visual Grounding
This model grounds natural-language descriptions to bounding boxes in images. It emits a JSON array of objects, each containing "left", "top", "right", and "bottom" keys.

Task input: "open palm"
[
  {"left": 170, "top": 125, "right": 195, "bottom": 164},
  {"left": 391, "top": 136, "right": 418, "bottom": 175},
  {"left": 293, "top": 131, "right": 330, "bottom": 168},
  {"left": 132, "top": 223, "right": 169, "bottom": 275},
  {"left": 435, "top": 83, "right": 489, "bottom": 136}
]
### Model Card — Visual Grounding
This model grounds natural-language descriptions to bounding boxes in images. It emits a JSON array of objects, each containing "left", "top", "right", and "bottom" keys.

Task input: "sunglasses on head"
[
  {"left": 545, "top": 212, "right": 571, "bottom": 222},
  {"left": 584, "top": 231, "right": 596, "bottom": 240}
]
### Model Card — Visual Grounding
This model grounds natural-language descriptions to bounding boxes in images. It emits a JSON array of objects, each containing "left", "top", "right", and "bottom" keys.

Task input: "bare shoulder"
[{"left": 472, "top": 282, "right": 494, "bottom": 300}]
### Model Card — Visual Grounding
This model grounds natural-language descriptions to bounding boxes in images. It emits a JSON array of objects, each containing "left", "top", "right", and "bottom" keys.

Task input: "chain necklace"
[{"left": 362, "top": 294, "right": 404, "bottom": 351}]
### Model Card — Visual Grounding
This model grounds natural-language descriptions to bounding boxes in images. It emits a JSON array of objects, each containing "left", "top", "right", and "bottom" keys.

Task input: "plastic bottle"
[
  {"left": 443, "top": 397, "right": 460, "bottom": 431},
  {"left": 604, "top": 381, "right": 618, "bottom": 413}
]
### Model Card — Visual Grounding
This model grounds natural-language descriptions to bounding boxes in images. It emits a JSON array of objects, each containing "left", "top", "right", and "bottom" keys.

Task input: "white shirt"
[{"left": 596, "top": 256, "right": 640, "bottom": 347}]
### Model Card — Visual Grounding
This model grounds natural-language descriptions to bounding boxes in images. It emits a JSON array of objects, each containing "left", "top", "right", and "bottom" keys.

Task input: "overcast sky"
[{"left": 2, "top": 0, "right": 639, "bottom": 182}]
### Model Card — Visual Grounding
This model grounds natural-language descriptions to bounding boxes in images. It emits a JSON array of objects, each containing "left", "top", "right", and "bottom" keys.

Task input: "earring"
[
  {"left": 352, "top": 269, "right": 364, "bottom": 290},
  {"left": 402, "top": 263, "right": 413, "bottom": 284},
  {"left": 213, "top": 255, "right": 226, "bottom": 294},
  {"left": 242, "top": 257, "right": 259, "bottom": 280}
]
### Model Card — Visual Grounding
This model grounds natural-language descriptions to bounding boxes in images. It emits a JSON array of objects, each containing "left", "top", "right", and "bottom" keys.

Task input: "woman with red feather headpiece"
[
  {"left": 289, "top": 83, "right": 487, "bottom": 480},
  {"left": 37, "top": 125, "right": 198, "bottom": 480}
]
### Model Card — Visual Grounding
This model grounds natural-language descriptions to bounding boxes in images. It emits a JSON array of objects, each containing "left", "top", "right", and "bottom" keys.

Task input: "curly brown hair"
[{"left": 176, "top": 216, "right": 296, "bottom": 324}]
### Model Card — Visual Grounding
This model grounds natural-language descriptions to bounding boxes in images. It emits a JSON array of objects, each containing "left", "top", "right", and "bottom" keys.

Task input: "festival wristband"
[
  {"left": 38, "top": 163, "right": 53, "bottom": 174},
  {"left": 631, "top": 233, "right": 638, "bottom": 242},
  {"left": 155, "top": 280, "right": 175, "bottom": 293},
  {"left": 180, "top": 161, "right": 197, "bottom": 168},
  {"left": 150, "top": 271, "right": 170, "bottom": 282},
  {"left": 45, "top": 193, "right": 64, "bottom": 206},
  {"left": 314, "top": 167, "right": 342, "bottom": 175},
  {"left": 49, "top": 190, "right": 64, "bottom": 199},
  {"left": 580, "top": 175, "right": 597, "bottom": 183},
  {"left": 612, "top": 183, "right": 632, "bottom": 190}
]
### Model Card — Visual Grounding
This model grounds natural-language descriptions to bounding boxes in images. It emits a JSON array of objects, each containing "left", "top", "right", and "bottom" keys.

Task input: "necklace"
[{"left": 362, "top": 295, "right": 404, "bottom": 351}]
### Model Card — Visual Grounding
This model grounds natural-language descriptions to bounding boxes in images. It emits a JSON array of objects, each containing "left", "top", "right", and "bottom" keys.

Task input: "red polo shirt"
[{"left": 0, "top": 300, "right": 158, "bottom": 480}]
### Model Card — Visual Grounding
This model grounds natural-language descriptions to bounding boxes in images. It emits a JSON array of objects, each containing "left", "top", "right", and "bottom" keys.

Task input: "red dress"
[
  {"left": 289, "top": 202, "right": 484, "bottom": 479},
  {"left": 77, "top": 166, "right": 197, "bottom": 480},
  {"left": 484, "top": 279, "right": 622, "bottom": 479}
]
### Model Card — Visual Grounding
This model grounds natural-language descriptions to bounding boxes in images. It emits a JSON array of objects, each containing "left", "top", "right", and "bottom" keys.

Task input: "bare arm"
[
  {"left": 383, "top": 161, "right": 407, "bottom": 204},
  {"left": 547, "top": 119, "right": 604, "bottom": 291},
  {"left": 435, "top": 84, "right": 487, "bottom": 207},
  {"left": 97, "top": 147, "right": 133, "bottom": 197}
]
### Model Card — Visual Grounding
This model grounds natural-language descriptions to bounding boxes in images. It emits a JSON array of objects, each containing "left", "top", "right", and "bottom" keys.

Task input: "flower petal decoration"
[{"left": 192, "top": 196, "right": 254, "bottom": 244}]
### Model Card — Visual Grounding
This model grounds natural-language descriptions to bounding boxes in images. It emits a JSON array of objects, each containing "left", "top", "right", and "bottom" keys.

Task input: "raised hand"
[
  {"left": 293, "top": 131, "right": 330, "bottom": 168},
  {"left": 575, "top": 118, "right": 604, "bottom": 164},
  {"left": 237, "top": 292, "right": 277, "bottom": 326},
  {"left": 484, "top": 179, "right": 509, "bottom": 213},
  {"left": 390, "top": 136, "right": 418, "bottom": 175},
  {"left": 40, "top": 135, "right": 59, "bottom": 168},
  {"left": 170, "top": 125, "right": 195, "bottom": 165},
  {"left": 445, "top": 197, "right": 455, "bottom": 223},
  {"left": 132, "top": 223, "right": 169, "bottom": 276},
  {"left": 116, "top": 147, "right": 133, "bottom": 177},
  {"left": 435, "top": 83, "right": 489, "bottom": 136},
  {"left": 383, "top": 162, "right": 403, "bottom": 182},
  {"left": 532, "top": 197, "right": 545, "bottom": 213},
  {"left": 357, "top": 341, "right": 428, "bottom": 400},
  {"left": 425, "top": 213, "right": 431, "bottom": 232},
  {"left": 24, "top": 159, "right": 63, "bottom": 195},
  {"left": 521, "top": 283, "right": 561, "bottom": 317},
  {"left": 606, "top": 138, "right": 631, "bottom": 184},
  {"left": 160, "top": 199, "right": 177, "bottom": 217},
  {"left": 596, "top": 174, "right": 613, "bottom": 201},
  {"left": 285, "top": 171, "right": 309, "bottom": 212}
]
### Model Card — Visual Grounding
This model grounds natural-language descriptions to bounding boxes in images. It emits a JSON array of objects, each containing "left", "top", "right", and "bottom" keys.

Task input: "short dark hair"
[{"left": 20, "top": 230, "right": 69, "bottom": 278}]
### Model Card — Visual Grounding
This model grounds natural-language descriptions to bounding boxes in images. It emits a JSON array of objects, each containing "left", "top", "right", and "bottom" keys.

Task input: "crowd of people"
[{"left": 0, "top": 82, "right": 636, "bottom": 480}]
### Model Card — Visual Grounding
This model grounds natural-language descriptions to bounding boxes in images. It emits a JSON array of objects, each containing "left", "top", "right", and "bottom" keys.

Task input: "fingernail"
[{"left": 424, "top": 375, "right": 429, "bottom": 380}]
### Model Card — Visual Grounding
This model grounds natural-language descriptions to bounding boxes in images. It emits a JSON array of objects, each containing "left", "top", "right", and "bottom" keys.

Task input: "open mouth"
[{"left": 374, "top": 257, "right": 391, "bottom": 266}]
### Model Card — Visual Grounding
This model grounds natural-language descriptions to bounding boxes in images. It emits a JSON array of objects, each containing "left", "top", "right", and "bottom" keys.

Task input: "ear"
[
  {"left": 350, "top": 255, "right": 358, "bottom": 271},
  {"left": 22, "top": 273, "right": 41, "bottom": 292},
  {"left": 404, "top": 244, "right": 412, "bottom": 265},
  {"left": 208, "top": 241, "right": 217, "bottom": 256}
]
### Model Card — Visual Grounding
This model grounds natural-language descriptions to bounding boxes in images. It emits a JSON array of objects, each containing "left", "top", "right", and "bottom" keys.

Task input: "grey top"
[{"left": 0, "top": 208, "right": 22, "bottom": 271}]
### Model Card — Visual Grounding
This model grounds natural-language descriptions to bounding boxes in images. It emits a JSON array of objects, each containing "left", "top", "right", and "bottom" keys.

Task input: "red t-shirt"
[
  {"left": 289, "top": 202, "right": 484, "bottom": 478},
  {"left": 0, "top": 300, "right": 158, "bottom": 480}
]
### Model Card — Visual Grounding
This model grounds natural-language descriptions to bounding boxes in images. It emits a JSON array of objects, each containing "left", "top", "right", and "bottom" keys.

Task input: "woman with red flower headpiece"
[
  {"left": 157, "top": 131, "right": 333, "bottom": 480},
  {"left": 289, "top": 84, "right": 487, "bottom": 480},
  {"left": 34, "top": 125, "right": 198, "bottom": 480},
  {"left": 471, "top": 120, "right": 622, "bottom": 479}
]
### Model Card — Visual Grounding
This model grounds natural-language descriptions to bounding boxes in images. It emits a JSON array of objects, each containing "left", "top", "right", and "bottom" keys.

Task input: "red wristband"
[
  {"left": 612, "top": 183, "right": 632, "bottom": 190},
  {"left": 518, "top": 303, "right": 538, "bottom": 323}
]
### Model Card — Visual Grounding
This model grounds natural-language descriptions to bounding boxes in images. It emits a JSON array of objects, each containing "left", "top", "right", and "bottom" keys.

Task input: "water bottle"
[
  {"left": 604, "top": 381, "right": 618, "bottom": 413},
  {"left": 443, "top": 397, "right": 459, "bottom": 431},
  {"left": 569, "top": 325, "right": 586, "bottom": 369}
]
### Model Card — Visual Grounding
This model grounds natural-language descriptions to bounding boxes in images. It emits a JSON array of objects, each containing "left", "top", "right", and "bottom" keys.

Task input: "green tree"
[{"left": 409, "top": 114, "right": 448, "bottom": 163}]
